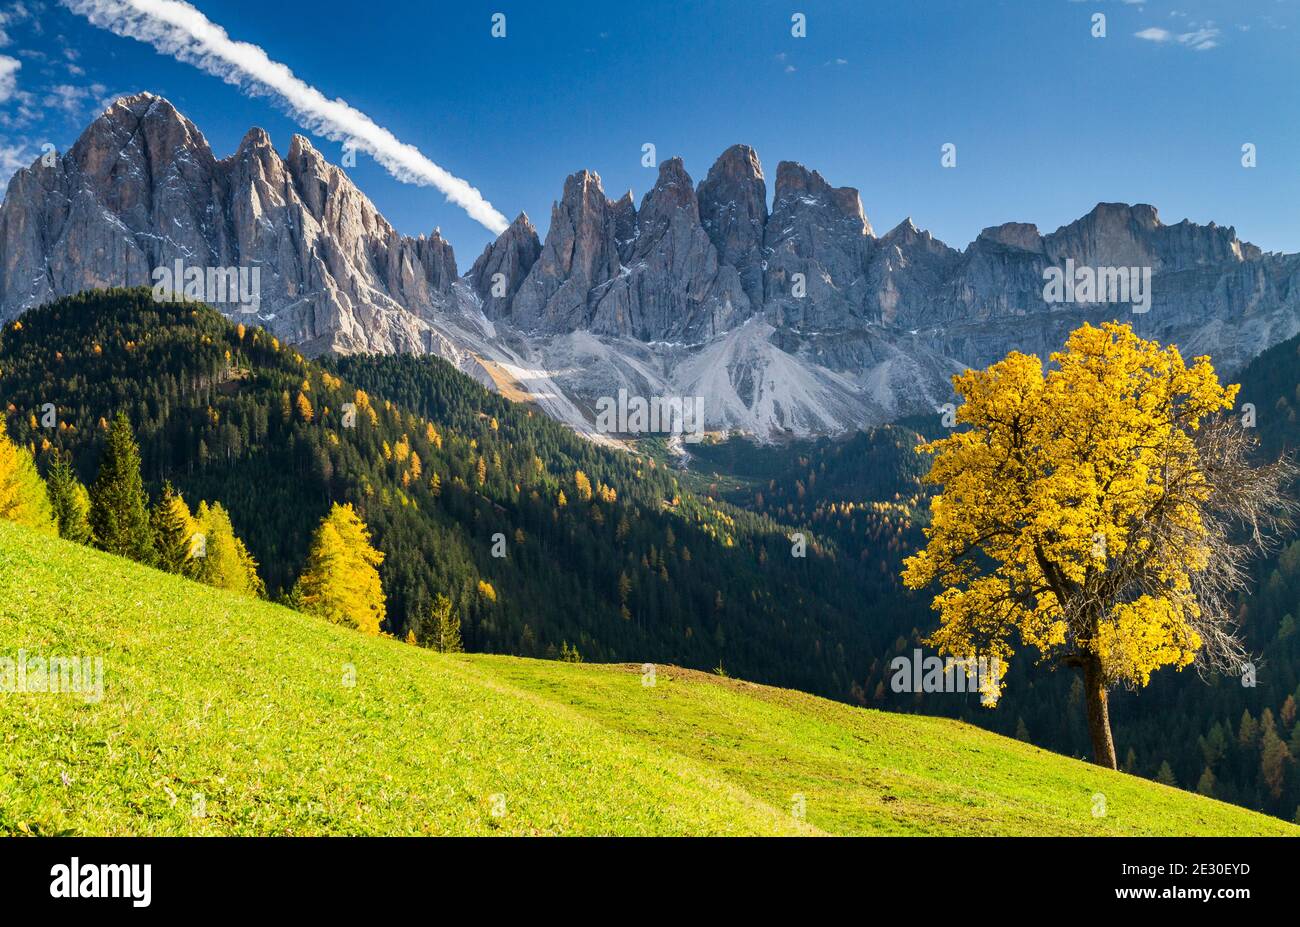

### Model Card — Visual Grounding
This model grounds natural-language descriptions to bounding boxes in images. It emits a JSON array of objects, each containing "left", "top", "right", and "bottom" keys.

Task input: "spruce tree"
[
  {"left": 45, "top": 451, "right": 92, "bottom": 543},
  {"left": 89, "top": 413, "right": 154, "bottom": 562},
  {"left": 151, "top": 481, "right": 195, "bottom": 574}
]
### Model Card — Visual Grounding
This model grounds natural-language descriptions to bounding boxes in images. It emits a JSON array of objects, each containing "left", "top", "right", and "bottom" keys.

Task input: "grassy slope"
[{"left": 0, "top": 521, "right": 1293, "bottom": 836}]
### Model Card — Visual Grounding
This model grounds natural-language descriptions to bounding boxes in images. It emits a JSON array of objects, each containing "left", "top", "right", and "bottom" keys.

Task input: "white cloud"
[
  {"left": 44, "top": 81, "right": 107, "bottom": 114},
  {"left": 1134, "top": 23, "right": 1220, "bottom": 51},
  {"left": 62, "top": 0, "right": 510, "bottom": 234},
  {"left": 1177, "top": 27, "right": 1219, "bottom": 51},
  {"left": 0, "top": 55, "right": 21, "bottom": 103},
  {"left": 1135, "top": 27, "right": 1173, "bottom": 42}
]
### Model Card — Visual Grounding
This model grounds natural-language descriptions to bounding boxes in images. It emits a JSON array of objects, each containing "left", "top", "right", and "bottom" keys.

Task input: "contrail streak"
[{"left": 63, "top": 0, "right": 510, "bottom": 234}]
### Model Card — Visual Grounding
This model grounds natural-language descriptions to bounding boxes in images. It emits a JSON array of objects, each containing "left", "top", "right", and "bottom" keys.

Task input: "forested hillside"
[{"left": 0, "top": 289, "right": 902, "bottom": 697}]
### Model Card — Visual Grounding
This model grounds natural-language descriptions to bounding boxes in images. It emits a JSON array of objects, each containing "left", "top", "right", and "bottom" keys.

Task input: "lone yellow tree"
[
  {"left": 294, "top": 502, "right": 386, "bottom": 635},
  {"left": 903, "top": 322, "right": 1294, "bottom": 768}
]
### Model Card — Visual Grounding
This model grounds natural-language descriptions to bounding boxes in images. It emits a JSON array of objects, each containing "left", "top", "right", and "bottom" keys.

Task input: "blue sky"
[{"left": 1, "top": 0, "right": 1297, "bottom": 264}]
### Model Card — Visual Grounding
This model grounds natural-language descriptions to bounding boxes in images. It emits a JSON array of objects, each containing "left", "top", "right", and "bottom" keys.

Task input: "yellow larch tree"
[
  {"left": 0, "top": 418, "right": 56, "bottom": 533},
  {"left": 293, "top": 502, "right": 386, "bottom": 635}
]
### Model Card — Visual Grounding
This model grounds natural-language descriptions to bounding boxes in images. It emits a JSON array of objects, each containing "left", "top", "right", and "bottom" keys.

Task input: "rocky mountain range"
[{"left": 3, "top": 92, "right": 1298, "bottom": 441}]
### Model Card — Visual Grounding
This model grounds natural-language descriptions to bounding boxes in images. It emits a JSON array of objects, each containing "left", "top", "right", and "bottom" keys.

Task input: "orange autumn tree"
[{"left": 903, "top": 322, "right": 1294, "bottom": 768}]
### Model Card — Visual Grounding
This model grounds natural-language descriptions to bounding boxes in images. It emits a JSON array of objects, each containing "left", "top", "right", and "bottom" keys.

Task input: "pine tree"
[
  {"left": 45, "top": 451, "right": 92, "bottom": 543},
  {"left": 1155, "top": 761, "right": 1178, "bottom": 787},
  {"left": 88, "top": 412, "right": 154, "bottom": 561},
  {"left": 151, "top": 481, "right": 196, "bottom": 575},
  {"left": 193, "top": 500, "right": 264, "bottom": 596},
  {"left": 293, "top": 502, "right": 386, "bottom": 634},
  {"left": 0, "top": 418, "right": 55, "bottom": 533}
]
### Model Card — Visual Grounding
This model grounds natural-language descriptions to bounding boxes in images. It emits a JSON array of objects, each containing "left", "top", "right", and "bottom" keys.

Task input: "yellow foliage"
[
  {"left": 903, "top": 322, "right": 1235, "bottom": 697},
  {"left": 0, "top": 418, "right": 56, "bottom": 533},
  {"left": 294, "top": 502, "right": 386, "bottom": 635}
]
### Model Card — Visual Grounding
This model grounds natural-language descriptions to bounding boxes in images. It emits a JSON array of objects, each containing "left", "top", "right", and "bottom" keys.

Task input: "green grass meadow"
[{"left": 1, "top": 520, "right": 1293, "bottom": 836}]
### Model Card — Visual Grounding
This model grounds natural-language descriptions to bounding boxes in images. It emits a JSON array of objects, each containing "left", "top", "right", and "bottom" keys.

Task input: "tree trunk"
[{"left": 1082, "top": 656, "right": 1118, "bottom": 769}]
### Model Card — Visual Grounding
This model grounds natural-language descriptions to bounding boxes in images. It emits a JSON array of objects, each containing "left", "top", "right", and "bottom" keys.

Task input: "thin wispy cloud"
[
  {"left": 1135, "top": 22, "right": 1220, "bottom": 51},
  {"left": 44, "top": 81, "right": 106, "bottom": 113},
  {"left": 61, "top": 0, "right": 510, "bottom": 234},
  {"left": 0, "top": 6, "right": 24, "bottom": 47},
  {"left": 1177, "top": 27, "right": 1219, "bottom": 51}
]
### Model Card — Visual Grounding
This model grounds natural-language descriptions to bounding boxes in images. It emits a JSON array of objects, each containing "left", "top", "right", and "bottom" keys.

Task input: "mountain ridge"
[{"left": 3, "top": 92, "right": 1297, "bottom": 441}]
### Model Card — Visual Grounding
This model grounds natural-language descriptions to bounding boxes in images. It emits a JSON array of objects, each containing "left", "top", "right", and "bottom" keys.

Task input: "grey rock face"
[
  {"left": 609, "top": 191, "right": 637, "bottom": 262},
  {"left": 898, "top": 202, "right": 1297, "bottom": 378},
  {"left": 0, "top": 93, "right": 458, "bottom": 354},
  {"left": 589, "top": 158, "right": 749, "bottom": 341},
  {"left": 466, "top": 212, "right": 541, "bottom": 319},
  {"left": 0, "top": 94, "right": 219, "bottom": 316},
  {"left": 763, "top": 161, "right": 875, "bottom": 331},
  {"left": 865, "top": 218, "right": 962, "bottom": 327},
  {"left": 696, "top": 144, "right": 768, "bottom": 310},
  {"left": 509, "top": 170, "right": 622, "bottom": 333}
]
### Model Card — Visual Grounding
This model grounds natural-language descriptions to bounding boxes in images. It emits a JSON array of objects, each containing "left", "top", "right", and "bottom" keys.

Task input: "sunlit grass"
[{"left": 1, "top": 520, "right": 1292, "bottom": 836}]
